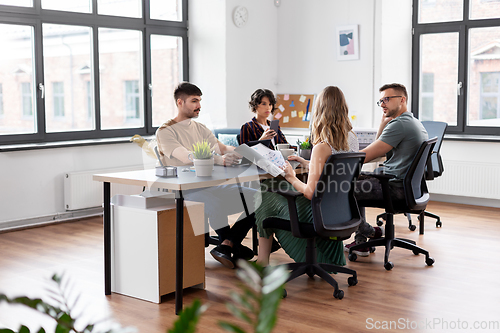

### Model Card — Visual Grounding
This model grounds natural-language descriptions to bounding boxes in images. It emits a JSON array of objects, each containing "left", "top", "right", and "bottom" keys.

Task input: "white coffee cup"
[
  {"left": 280, "top": 148, "right": 296, "bottom": 160},
  {"left": 275, "top": 143, "right": 289, "bottom": 151}
]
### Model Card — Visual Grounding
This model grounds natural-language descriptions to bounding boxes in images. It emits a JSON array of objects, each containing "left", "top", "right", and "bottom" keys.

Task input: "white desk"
[{"left": 94, "top": 164, "right": 268, "bottom": 314}]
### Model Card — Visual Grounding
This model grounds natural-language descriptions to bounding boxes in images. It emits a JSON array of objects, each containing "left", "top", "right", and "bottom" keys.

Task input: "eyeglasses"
[{"left": 377, "top": 96, "right": 402, "bottom": 106}]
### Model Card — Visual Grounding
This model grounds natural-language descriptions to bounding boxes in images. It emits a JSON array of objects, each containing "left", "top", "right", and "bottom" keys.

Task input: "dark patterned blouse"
[{"left": 239, "top": 117, "right": 288, "bottom": 149}]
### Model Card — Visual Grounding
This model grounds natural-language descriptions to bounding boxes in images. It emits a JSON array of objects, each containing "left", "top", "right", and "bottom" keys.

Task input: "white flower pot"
[{"left": 193, "top": 158, "right": 214, "bottom": 177}]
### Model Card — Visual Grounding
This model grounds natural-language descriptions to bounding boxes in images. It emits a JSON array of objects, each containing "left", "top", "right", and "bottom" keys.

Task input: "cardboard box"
[{"left": 111, "top": 199, "right": 205, "bottom": 303}]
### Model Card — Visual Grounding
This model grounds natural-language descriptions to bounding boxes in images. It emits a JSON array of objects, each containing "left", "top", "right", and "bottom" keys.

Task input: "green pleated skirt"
[{"left": 255, "top": 179, "right": 345, "bottom": 266}]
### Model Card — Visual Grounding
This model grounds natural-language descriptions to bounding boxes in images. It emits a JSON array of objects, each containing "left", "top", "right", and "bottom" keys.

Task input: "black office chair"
[
  {"left": 376, "top": 122, "right": 447, "bottom": 234},
  {"left": 348, "top": 138, "right": 437, "bottom": 270},
  {"left": 262, "top": 153, "right": 365, "bottom": 299}
]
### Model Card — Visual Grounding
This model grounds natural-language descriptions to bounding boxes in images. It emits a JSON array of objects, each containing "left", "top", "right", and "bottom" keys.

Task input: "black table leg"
[
  {"left": 175, "top": 191, "right": 184, "bottom": 315},
  {"left": 104, "top": 182, "right": 111, "bottom": 295}
]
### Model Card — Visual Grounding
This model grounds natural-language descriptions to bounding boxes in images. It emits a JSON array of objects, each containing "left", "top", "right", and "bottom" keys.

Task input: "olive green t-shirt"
[{"left": 378, "top": 112, "right": 428, "bottom": 184}]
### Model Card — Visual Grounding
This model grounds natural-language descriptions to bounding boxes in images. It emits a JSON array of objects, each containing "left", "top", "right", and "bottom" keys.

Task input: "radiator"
[
  {"left": 64, "top": 166, "right": 144, "bottom": 211},
  {"left": 427, "top": 160, "right": 500, "bottom": 200}
]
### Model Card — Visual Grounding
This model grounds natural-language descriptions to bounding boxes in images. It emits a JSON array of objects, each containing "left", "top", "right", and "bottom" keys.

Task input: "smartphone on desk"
[{"left": 270, "top": 119, "right": 279, "bottom": 133}]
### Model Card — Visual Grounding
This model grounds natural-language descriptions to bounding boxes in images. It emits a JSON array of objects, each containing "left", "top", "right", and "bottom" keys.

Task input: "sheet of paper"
[
  {"left": 283, "top": 116, "right": 289, "bottom": 123},
  {"left": 299, "top": 95, "right": 306, "bottom": 103},
  {"left": 274, "top": 112, "right": 282, "bottom": 119},
  {"left": 284, "top": 94, "right": 289, "bottom": 101},
  {"left": 250, "top": 144, "right": 286, "bottom": 169},
  {"left": 291, "top": 110, "right": 297, "bottom": 118},
  {"left": 278, "top": 104, "right": 285, "bottom": 112},
  {"left": 298, "top": 111, "right": 304, "bottom": 118}
]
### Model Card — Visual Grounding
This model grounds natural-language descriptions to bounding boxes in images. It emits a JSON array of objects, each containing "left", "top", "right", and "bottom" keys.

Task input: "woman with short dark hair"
[{"left": 239, "top": 89, "right": 288, "bottom": 148}]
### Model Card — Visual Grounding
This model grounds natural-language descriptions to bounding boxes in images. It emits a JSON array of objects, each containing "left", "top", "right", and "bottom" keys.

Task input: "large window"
[
  {"left": 413, "top": 0, "right": 500, "bottom": 136},
  {"left": 0, "top": 0, "right": 187, "bottom": 146}
]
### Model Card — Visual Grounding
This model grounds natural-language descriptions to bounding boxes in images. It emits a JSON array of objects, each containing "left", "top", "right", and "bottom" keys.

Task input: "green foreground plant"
[
  {"left": 218, "top": 260, "right": 289, "bottom": 333},
  {"left": 0, "top": 274, "right": 134, "bottom": 333},
  {"left": 0, "top": 261, "right": 288, "bottom": 333}
]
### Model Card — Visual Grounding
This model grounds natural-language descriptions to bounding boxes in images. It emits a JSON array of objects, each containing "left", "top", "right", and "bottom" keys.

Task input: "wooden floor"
[{"left": 1, "top": 201, "right": 500, "bottom": 332}]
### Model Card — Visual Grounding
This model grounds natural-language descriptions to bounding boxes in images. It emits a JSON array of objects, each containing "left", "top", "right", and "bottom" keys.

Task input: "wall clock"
[{"left": 233, "top": 6, "right": 249, "bottom": 28}]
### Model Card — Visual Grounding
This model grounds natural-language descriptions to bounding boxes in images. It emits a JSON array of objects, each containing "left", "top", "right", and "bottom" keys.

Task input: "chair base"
[
  {"left": 349, "top": 213, "right": 435, "bottom": 270},
  {"left": 376, "top": 210, "right": 442, "bottom": 235},
  {"left": 277, "top": 239, "right": 357, "bottom": 299}
]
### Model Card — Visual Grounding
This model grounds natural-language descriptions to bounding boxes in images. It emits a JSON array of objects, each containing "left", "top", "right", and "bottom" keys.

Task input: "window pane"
[
  {"left": 99, "top": 28, "right": 144, "bottom": 129},
  {"left": 41, "top": 0, "right": 91, "bottom": 13},
  {"left": 470, "top": 0, "right": 500, "bottom": 20},
  {"left": 418, "top": 0, "right": 463, "bottom": 23},
  {"left": 150, "top": 0, "right": 182, "bottom": 21},
  {"left": 43, "top": 24, "right": 94, "bottom": 133},
  {"left": 468, "top": 27, "right": 500, "bottom": 127},
  {"left": 0, "top": 0, "right": 32, "bottom": 7},
  {"left": 97, "top": 0, "right": 142, "bottom": 18},
  {"left": 151, "top": 35, "right": 181, "bottom": 127},
  {"left": 419, "top": 33, "right": 460, "bottom": 125},
  {"left": 0, "top": 24, "right": 36, "bottom": 135}
]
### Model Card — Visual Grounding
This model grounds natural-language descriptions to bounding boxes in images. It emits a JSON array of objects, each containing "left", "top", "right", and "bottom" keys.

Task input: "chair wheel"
[
  {"left": 409, "top": 224, "right": 417, "bottom": 231},
  {"left": 307, "top": 272, "right": 314, "bottom": 278},
  {"left": 333, "top": 289, "right": 344, "bottom": 299},
  {"left": 369, "top": 247, "right": 376, "bottom": 253},
  {"left": 412, "top": 250, "right": 420, "bottom": 255},
  {"left": 348, "top": 253, "right": 357, "bottom": 262},
  {"left": 384, "top": 261, "right": 394, "bottom": 271},
  {"left": 436, "top": 221, "right": 442, "bottom": 227},
  {"left": 347, "top": 276, "right": 357, "bottom": 286},
  {"left": 426, "top": 257, "right": 435, "bottom": 266},
  {"left": 376, "top": 220, "right": 384, "bottom": 226},
  {"left": 282, "top": 289, "right": 287, "bottom": 298}
]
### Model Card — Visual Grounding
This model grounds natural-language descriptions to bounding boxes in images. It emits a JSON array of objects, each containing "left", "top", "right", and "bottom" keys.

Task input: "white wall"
[
  {"left": 189, "top": 0, "right": 278, "bottom": 130},
  {"left": 0, "top": 143, "right": 144, "bottom": 225},
  {"left": 277, "top": 0, "right": 376, "bottom": 128}
]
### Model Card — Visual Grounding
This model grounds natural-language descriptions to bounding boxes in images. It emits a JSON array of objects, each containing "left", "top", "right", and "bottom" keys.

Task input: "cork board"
[{"left": 274, "top": 94, "right": 315, "bottom": 129}]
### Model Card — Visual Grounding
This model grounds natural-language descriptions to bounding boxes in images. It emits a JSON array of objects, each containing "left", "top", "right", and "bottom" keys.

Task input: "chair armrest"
[{"left": 266, "top": 188, "right": 304, "bottom": 238}]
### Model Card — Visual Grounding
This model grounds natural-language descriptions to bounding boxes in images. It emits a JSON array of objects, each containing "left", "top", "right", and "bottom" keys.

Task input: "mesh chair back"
[
  {"left": 311, "top": 152, "right": 365, "bottom": 239},
  {"left": 421, "top": 121, "right": 447, "bottom": 177},
  {"left": 403, "top": 137, "right": 437, "bottom": 211}
]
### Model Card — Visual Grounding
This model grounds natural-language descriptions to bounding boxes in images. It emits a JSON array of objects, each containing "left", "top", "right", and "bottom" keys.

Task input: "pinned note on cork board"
[{"left": 274, "top": 94, "right": 315, "bottom": 129}]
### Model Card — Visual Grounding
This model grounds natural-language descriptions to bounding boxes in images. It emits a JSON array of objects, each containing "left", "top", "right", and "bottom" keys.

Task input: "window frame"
[
  {"left": 412, "top": 0, "right": 500, "bottom": 137},
  {"left": 0, "top": 0, "right": 188, "bottom": 147}
]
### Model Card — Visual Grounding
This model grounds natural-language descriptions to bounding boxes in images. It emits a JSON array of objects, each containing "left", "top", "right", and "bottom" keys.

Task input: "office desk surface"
[{"left": 93, "top": 164, "right": 271, "bottom": 191}]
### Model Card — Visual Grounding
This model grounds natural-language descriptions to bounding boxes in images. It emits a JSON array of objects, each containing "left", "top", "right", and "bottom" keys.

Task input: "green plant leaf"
[
  {"left": 218, "top": 321, "right": 247, "bottom": 333},
  {"left": 36, "top": 329, "right": 46, "bottom": 333},
  {"left": 18, "top": 326, "right": 30, "bottom": 333},
  {"left": 0, "top": 329, "right": 16, "bottom": 333},
  {"left": 167, "top": 299, "right": 207, "bottom": 333},
  {"left": 54, "top": 324, "right": 70, "bottom": 333},
  {"left": 225, "top": 303, "right": 252, "bottom": 325},
  {"left": 229, "top": 291, "right": 254, "bottom": 313}
]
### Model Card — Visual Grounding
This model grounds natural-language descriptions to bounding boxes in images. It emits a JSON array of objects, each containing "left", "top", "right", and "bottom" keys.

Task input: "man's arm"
[
  {"left": 361, "top": 139, "right": 393, "bottom": 163},
  {"left": 171, "top": 146, "right": 194, "bottom": 165}
]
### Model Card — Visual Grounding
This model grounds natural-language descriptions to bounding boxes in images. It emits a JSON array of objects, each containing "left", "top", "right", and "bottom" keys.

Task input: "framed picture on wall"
[{"left": 336, "top": 24, "right": 359, "bottom": 61}]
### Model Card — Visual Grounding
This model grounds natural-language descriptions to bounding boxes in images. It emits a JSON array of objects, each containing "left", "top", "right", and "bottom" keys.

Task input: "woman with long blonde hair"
[{"left": 255, "top": 86, "right": 359, "bottom": 266}]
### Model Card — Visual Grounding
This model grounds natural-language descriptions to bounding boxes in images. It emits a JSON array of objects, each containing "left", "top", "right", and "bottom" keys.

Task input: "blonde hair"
[{"left": 311, "top": 86, "right": 352, "bottom": 151}]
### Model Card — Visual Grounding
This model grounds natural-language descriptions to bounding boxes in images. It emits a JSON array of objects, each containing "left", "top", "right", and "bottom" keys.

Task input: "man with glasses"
[{"left": 345, "top": 83, "right": 428, "bottom": 256}]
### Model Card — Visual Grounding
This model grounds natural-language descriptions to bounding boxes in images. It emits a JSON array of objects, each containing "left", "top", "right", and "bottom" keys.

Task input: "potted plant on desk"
[
  {"left": 189, "top": 140, "right": 215, "bottom": 177},
  {"left": 297, "top": 137, "right": 312, "bottom": 160}
]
